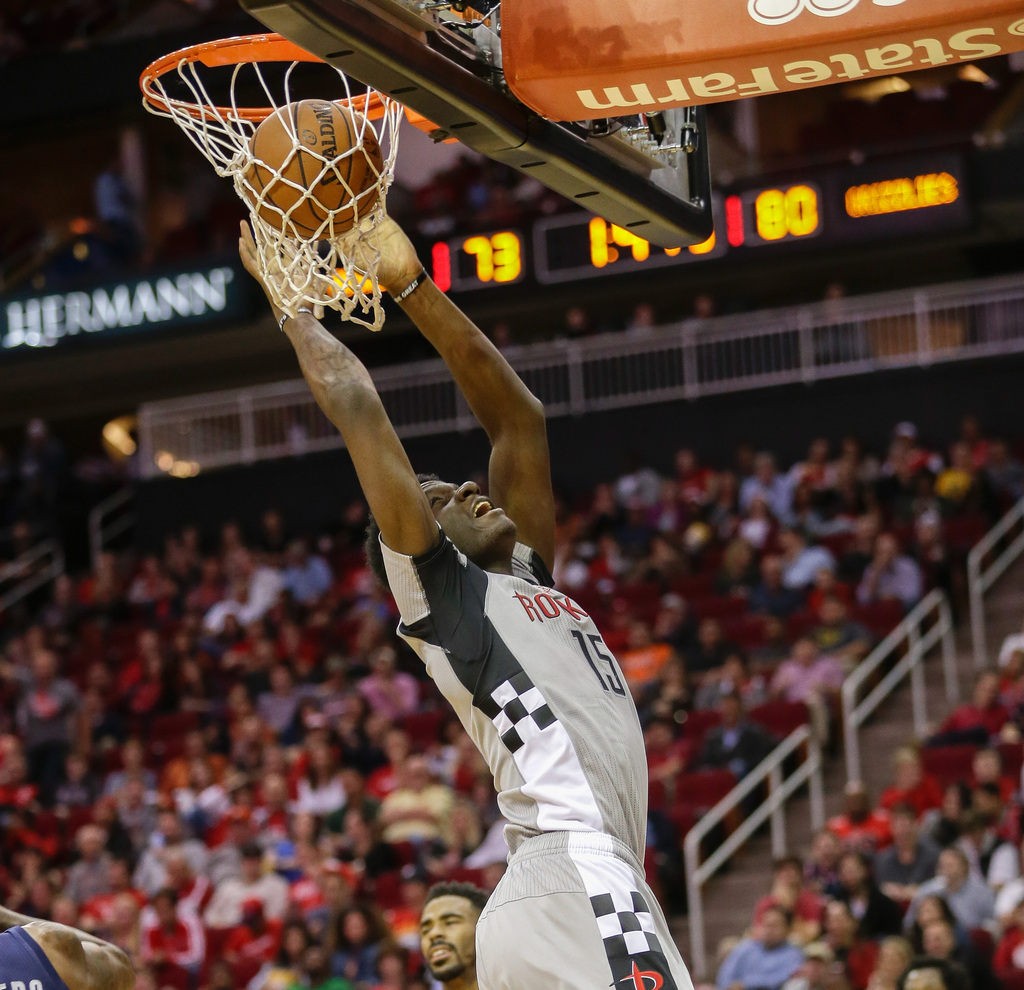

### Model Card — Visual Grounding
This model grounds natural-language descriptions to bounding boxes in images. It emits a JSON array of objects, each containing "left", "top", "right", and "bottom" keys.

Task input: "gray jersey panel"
[{"left": 382, "top": 535, "right": 647, "bottom": 860}]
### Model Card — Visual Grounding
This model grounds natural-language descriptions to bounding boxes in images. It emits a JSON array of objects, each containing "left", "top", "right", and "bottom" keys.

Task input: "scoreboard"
[{"left": 423, "top": 151, "right": 970, "bottom": 291}]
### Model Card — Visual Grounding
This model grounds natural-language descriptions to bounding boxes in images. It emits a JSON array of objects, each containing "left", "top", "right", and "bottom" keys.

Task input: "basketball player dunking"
[
  {"left": 0, "top": 904, "right": 134, "bottom": 990},
  {"left": 240, "top": 218, "right": 696, "bottom": 990}
]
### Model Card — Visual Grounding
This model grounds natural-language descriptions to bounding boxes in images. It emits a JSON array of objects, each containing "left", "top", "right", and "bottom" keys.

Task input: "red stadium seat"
[
  {"left": 852, "top": 600, "right": 905, "bottom": 636},
  {"left": 691, "top": 597, "right": 747, "bottom": 622},
  {"left": 786, "top": 612, "right": 817, "bottom": 641},
  {"left": 998, "top": 741, "right": 1024, "bottom": 780},
  {"left": 747, "top": 701, "right": 810, "bottom": 741},
  {"left": 723, "top": 616, "right": 767, "bottom": 651},
  {"left": 673, "top": 770, "right": 737, "bottom": 809},
  {"left": 672, "top": 575, "right": 715, "bottom": 599},
  {"left": 970, "top": 928, "right": 994, "bottom": 959},
  {"left": 153, "top": 964, "right": 191, "bottom": 990},
  {"left": 648, "top": 779, "right": 668, "bottom": 811},
  {"left": 997, "top": 972, "right": 1024, "bottom": 990},
  {"left": 678, "top": 709, "right": 722, "bottom": 746},
  {"left": 231, "top": 957, "right": 264, "bottom": 987},
  {"left": 920, "top": 744, "right": 978, "bottom": 788},
  {"left": 402, "top": 709, "right": 446, "bottom": 749}
]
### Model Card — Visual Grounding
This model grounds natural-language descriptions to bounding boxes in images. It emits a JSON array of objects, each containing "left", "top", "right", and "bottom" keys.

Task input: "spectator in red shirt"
[
  {"left": 752, "top": 856, "right": 825, "bottom": 945},
  {"left": 141, "top": 887, "right": 206, "bottom": 976},
  {"left": 823, "top": 899, "right": 878, "bottom": 990},
  {"left": 644, "top": 717, "right": 691, "bottom": 803},
  {"left": 995, "top": 900, "right": 1024, "bottom": 973},
  {"left": 225, "top": 899, "right": 283, "bottom": 966},
  {"left": 971, "top": 747, "right": 1016, "bottom": 805},
  {"left": 828, "top": 782, "right": 893, "bottom": 853},
  {"left": 879, "top": 748, "right": 944, "bottom": 817},
  {"left": 934, "top": 672, "right": 1008, "bottom": 744}
]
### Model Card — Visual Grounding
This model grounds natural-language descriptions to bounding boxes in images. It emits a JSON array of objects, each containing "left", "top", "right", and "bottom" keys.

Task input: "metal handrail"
[
  {"left": 968, "top": 497, "right": 1024, "bottom": 669},
  {"left": 842, "top": 589, "right": 957, "bottom": 782},
  {"left": 0, "top": 538, "right": 65, "bottom": 613},
  {"left": 137, "top": 272, "right": 1024, "bottom": 478},
  {"left": 88, "top": 486, "right": 136, "bottom": 565},
  {"left": 683, "top": 724, "right": 824, "bottom": 980}
]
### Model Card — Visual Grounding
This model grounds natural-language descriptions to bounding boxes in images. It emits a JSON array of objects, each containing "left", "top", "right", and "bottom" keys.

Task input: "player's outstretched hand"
[{"left": 238, "top": 221, "right": 285, "bottom": 322}]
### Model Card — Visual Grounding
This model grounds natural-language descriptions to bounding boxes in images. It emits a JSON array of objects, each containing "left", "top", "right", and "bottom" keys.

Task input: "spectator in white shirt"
[
  {"left": 740, "top": 452, "right": 796, "bottom": 525},
  {"left": 779, "top": 529, "right": 836, "bottom": 591},
  {"left": 203, "top": 549, "right": 282, "bottom": 634},
  {"left": 999, "top": 619, "right": 1024, "bottom": 668},
  {"left": 857, "top": 534, "right": 923, "bottom": 611},
  {"left": 204, "top": 842, "right": 290, "bottom": 928}
]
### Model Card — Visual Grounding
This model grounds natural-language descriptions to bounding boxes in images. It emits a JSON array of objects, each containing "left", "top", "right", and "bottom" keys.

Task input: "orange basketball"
[{"left": 244, "top": 99, "right": 384, "bottom": 238}]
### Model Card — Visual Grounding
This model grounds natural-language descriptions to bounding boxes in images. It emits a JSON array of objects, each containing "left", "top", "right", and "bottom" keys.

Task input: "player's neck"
[{"left": 443, "top": 974, "right": 478, "bottom": 990}]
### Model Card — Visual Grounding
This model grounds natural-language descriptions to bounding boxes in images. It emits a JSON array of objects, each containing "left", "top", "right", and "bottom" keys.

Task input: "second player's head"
[
  {"left": 365, "top": 475, "right": 517, "bottom": 589},
  {"left": 419, "top": 881, "right": 488, "bottom": 986}
]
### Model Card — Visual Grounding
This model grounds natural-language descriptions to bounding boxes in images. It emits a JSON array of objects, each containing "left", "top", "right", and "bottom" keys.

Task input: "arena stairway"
[{"left": 673, "top": 553, "right": 1024, "bottom": 980}]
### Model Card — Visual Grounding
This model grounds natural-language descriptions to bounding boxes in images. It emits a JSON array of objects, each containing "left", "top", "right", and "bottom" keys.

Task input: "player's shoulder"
[{"left": 20, "top": 923, "right": 85, "bottom": 983}]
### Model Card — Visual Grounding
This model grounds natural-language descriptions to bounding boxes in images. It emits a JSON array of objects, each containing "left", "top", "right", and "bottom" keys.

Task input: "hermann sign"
[{"left": 1, "top": 264, "right": 246, "bottom": 352}]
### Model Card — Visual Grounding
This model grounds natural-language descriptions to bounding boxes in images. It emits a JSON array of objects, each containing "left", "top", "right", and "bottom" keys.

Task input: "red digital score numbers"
[{"left": 725, "top": 182, "right": 822, "bottom": 248}]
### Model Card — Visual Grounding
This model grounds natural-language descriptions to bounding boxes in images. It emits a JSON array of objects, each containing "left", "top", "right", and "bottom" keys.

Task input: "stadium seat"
[
  {"left": 672, "top": 770, "right": 737, "bottom": 810},
  {"left": 998, "top": 741, "right": 1024, "bottom": 780},
  {"left": 920, "top": 744, "right": 979, "bottom": 788},
  {"left": 678, "top": 709, "right": 722, "bottom": 746},
  {"left": 231, "top": 957, "right": 264, "bottom": 987},
  {"left": 747, "top": 701, "right": 809, "bottom": 740},
  {"left": 970, "top": 928, "right": 994, "bottom": 959},
  {"left": 691, "top": 596, "right": 747, "bottom": 622},
  {"left": 402, "top": 709, "right": 446, "bottom": 749},
  {"left": 852, "top": 600, "right": 905, "bottom": 636},
  {"left": 723, "top": 616, "right": 767, "bottom": 651}
]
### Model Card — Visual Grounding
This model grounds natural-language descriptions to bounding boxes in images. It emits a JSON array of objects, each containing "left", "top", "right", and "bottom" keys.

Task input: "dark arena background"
[{"left": 3, "top": 2, "right": 1024, "bottom": 988}]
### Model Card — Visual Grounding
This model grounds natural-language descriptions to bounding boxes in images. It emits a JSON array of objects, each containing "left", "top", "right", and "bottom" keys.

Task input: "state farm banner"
[{"left": 503, "top": 0, "right": 1024, "bottom": 120}]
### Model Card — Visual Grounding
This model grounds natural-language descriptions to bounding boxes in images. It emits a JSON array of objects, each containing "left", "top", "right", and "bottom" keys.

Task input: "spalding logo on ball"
[{"left": 243, "top": 99, "right": 384, "bottom": 238}]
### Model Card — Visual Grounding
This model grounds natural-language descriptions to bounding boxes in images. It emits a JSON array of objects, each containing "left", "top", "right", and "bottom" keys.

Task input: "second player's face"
[
  {"left": 423, "top": 480, "right": 517, "bottom": 565},
  {"left": 420, "top": 895, "right": 479, "bottom": 982}
]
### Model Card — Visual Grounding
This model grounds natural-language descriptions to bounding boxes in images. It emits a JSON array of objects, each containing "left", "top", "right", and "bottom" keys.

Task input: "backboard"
[
  {"left": 240, "top": 0, "right": 715, "bottom": 248},
  {"left": 502, "top": 0, "right": 1024, "bottom": 120}
]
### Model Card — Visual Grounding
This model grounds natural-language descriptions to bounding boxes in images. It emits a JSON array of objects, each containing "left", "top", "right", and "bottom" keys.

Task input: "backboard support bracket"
[{"left": 239, "top": 0, "right": 714, "bottom": 247}]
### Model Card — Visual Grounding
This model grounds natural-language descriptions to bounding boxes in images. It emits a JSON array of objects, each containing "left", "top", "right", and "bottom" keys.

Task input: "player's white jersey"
[{"left": 381, "top": 531, "right": 648, "bottom": 859}]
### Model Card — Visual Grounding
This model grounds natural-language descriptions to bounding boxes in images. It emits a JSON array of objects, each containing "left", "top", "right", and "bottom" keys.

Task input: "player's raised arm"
[
  {"left": 0, "top": 904, "right": 134, "bottom": 990},
  {"left": 239, "top": 223, "right": 437, "bottom": 558},
  {"left": 374, "top": 219, "right": 556, "bottom": 570}
]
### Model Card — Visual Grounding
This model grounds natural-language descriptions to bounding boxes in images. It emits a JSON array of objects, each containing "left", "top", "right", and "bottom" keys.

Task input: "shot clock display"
[{"left": 422, "top": 152, "right": 971, "bottom": 291}]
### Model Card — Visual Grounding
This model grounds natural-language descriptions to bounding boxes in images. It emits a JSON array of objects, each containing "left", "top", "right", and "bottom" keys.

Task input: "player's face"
[
  {"left": 423, "top": 480, "right": 517, "bottom": 566},
  {"left": 420, "top": 895, "right": 479, "bottom": 983}
]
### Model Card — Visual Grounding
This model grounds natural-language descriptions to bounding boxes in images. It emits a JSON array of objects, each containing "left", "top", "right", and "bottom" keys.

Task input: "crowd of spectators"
[
  {"left": 712, "top": 667, "right": 1024, "bottom": 990},
  {"left": 0, "top": 412, "right": 1021, "bottom": 990}
]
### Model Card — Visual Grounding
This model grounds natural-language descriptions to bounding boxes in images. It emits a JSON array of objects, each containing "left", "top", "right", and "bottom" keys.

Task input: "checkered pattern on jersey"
[
  {"left": 589, "top": 888, "right": 663, "bottom": 961},
  {"left": 476, "top": 671, "right": 557, "bottom": 754}
]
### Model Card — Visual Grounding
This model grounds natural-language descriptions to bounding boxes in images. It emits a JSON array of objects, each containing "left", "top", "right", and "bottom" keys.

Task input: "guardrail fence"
[
  {"left": 0, "top": 539, "right": 65, "bottom": 614},
  {"left": 684, "top": 725, "right": 824, "bottom": 980},
  {"left": 969, "top": 497, "right": 1024, "bottom": 668},
  {"left": 841, "top": 589, "right": 958, "bottom": 782},
  {"left": 88, "top": 487, "right": 136, "bottom": 565},
  {"left": 138, "top": 273, "right": 1024, "bottom": 478}
]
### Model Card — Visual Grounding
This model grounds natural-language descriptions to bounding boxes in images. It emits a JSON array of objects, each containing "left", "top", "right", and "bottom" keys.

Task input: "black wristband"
[
  {"left": 393, "top": 268, "right": 428, "bottom": 303},
  {"left": 278, "top": 306, "right": 312, "bottom": 331}
]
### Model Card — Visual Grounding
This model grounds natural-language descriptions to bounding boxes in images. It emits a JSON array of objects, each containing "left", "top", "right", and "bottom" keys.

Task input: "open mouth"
[
  {"left": 473, "top": 500, "right": 493, "bottom": 518},
  {"left": 430, "top": 945, "right": 454, "bottom": 963}
]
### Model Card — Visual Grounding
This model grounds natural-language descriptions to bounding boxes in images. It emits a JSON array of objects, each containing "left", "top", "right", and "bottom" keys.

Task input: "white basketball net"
[{"left": 142, "top": 55, "right": 403, "bottom": 330}]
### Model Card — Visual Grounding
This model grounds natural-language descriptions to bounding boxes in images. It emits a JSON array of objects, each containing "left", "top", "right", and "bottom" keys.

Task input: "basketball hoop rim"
[{"left": 139, "top": 33, "right": 391, "bottom": 123}]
